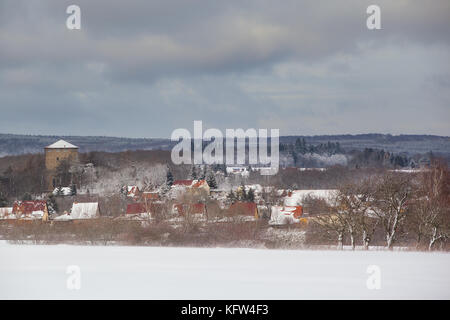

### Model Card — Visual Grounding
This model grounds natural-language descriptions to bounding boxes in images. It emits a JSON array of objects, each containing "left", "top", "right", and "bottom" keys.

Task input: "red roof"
[
  {"left": 192, "top": 180, "right": 208, "bottom": 188},
  {"left": 12, "top": 200, "right": 47, "bottom": 215},
  {"left": 173, "top": 180, "right": 193, "bottom": 186},
  {"left": 126, "top": 202, "right": 164, "bottom": 215},
  {"left": 292, "top": 206, "right": 303, "bottom": 218},
  {"left": 126, "top": 203, "right": 147, "bottom": 215},
  {"left": 127, "top": 186, "right": 140, "bottom": 197},
  {"left": 174, "top": 203, "right": 206, "bottom": 216},
  {"left": 228, "top": 202, "right": 258, "bottom": 217},
  {"left": 141, "top": 192, "right": 159, "bottom": 200},
  {"left": 286, "top": 206, "right": 303, "bottom": 218}
]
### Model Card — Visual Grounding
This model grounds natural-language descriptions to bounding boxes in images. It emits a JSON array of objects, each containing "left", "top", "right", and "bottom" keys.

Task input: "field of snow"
[{"left": 0, "top": 241, "right": 449, "bottom": 299}]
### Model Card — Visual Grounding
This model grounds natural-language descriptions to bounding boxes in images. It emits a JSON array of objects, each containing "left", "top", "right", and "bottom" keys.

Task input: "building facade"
[{"left": 44, "top": 139, "right": 79, "bottom": 190}]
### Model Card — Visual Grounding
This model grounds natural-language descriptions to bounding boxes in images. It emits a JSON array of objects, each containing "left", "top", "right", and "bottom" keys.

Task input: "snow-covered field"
[{"left": 0, "top": 241, "right": 448, "bottom": 299}]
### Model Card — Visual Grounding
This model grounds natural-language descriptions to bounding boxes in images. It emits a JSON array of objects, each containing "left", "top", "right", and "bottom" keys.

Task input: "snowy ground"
[{"left": 0, "top": 241, "right": 448, "bottom": 299}]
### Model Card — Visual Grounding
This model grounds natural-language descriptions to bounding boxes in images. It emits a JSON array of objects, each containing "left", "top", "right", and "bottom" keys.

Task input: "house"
[
  {"left": 281, "top": 189, "right": 336, "bottom": 206},
  {"left": 170, "top": 179, "right": 210, "bottom": 197},
  {"left": 140, "top": 191, "right": 160, "bottom": 202},
  {"left": 173, "top": 180, "right": 194, "bottom": 187},
  {"left": 269, "top": 206, "right": 305, "bottom": 225},
  {"left": 127, "top": 186, "right": 140, "bottom": 198},
  {"left": 69, "top": 202, "right": 100, "bottom": 219},
  {"left": 226, "top": 166, "right": 249, "bottom": 177},
  {"left": 12, "top": 200, "right": 49, "bottom": 221},
  {"left": 52, "top": 186, "right": 73, "bottom": 196},
  {"left": 127, "top": 203, "right": 147, "bottom": 215},
  {"left": 172, "top": 203, "right": 207, "bottom": 217},
  {"left": 125, "top": 202, "right": 152, "bottom": 219},
  {"left": 0, "top": 207, "right": 13, "bottom": 220},
  {"left": 191, "top": 179, "right": 210, "bottom": 196},
  {"left": 227, "top": 202, "right": 259, "bottom": 220},
  {"left": 52, "top": 211, "right": 72, "bottom": 221}
]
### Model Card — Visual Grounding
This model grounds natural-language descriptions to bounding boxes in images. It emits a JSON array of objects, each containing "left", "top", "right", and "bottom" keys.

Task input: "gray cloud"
[{"left": 0, "top": 0, "right": 449, "bottom": 137}]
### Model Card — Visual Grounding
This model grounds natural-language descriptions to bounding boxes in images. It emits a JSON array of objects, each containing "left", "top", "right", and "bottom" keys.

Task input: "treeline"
[
  {"left": 280, "top": 138, "right": 343, "bottom": 155},
  {"left": 280, "top": 138, "right": 433, "bottom": 169},
  {"left": 0, "top": 154, "right": 46, "bottom": 199}
]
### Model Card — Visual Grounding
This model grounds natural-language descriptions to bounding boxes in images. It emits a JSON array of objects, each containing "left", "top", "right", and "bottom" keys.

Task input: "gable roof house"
[
  {"left": 141, "top": 192, "right": 160, "bottom": 202},
  {"left": 172, "top": 203, "right": 207, "bottom": 217},
  {"left": 281, "top": 189, "right": 336, "bottom": 207},
  {"left": 11, "top": 200, "right": 49, "bottom": 221},
  {"left": 122, "top": 201, "right": 166, "bottom": 219},
  {"left": 227, "top": 202, "right": 259, "bottom": 220},
  {"left": 172, "top": 180, "right": 194, "bottom": 187},
  {"left": 170, "top": 179, "right": 210, "bottom": 198},
  {"left": 127, "top": 186, "right": 140, "bottom": 198},
  {"left": 70, "top": 202, "right": 100, "bottom": 220},
  {"left": 125, "top": 202, "right": 152, "bottom": 219},
  {"left": 269, "top": 206, "right": 305, "bottom": 225}
]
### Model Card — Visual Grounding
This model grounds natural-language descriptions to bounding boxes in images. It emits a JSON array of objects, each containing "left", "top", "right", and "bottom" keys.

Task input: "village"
[{"left": 0, "top": 139, "right": 448, "bottom": 251}]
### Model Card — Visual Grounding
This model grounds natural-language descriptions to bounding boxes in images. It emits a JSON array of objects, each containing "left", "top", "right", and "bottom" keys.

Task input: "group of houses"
[
  {"left": 0, "top": 200, "right": 100, "bottom": 222},
  {"left": 0, "top": 178, "right": 334, "bottom": 226},
  {"left": 0, "top": 139, "right": 337, "bottom": 226},
  {"left": 0, "top": 183, "right": 330, "bottom": 226}
]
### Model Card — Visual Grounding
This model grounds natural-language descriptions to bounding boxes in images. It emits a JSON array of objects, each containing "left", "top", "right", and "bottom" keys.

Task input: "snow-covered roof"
[
  {"left": 53, "top": 187, "right": 72, "bottom": 196},
  {"left": 70, "top": 202, "right": 99, "bottom": 219},
  {"left": 12, "top": 200, "right": 47, "bottom": 216},
  {"left": 270, "top": 206, "right": 304, "bottom": 225},
  {"left": 243, "top": 184, "right": 263, "bottom": 193},
  {"left": 53, "top": 213, "right": 72, "bottom": 221},
  {"left": 281, "top": 189, "right": 337, "bottom": 206},
  {"left": 45, "top": 139, "right": 78, "bottom": 149},
  {"left": 127, "top": 186, "right": 140, "bottom": 197}
]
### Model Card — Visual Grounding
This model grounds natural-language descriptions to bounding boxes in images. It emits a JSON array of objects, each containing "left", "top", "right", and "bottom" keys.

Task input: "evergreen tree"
[
  {"left": 47, "top": 194, "right": 58, "bottom": 215},
  {"left": 21, "top": 192, "right": 32, "bottom": 201},
  {"left": 190, "top": 166, "right": 198, "bottom": 180},
  {"left": 166, "top": 169, "right": 174, "bottom": 187},
  {"left": 0, "top": 192, "right": 7, "bottom": 207},
  {"left": 247, "top": 188, "right": 255, "bottom": 202},
  {"left": 227, "top": 190, "right": 236, "bottom": 203},
  {"left": 206, "top": 172, "right": 218, "bottom": 189},
  {"left": 199, "top": 166, "right": 207, "bottom": 180},
  {"left": 70, "top": 184, "right": 77, "bottom": 196}
]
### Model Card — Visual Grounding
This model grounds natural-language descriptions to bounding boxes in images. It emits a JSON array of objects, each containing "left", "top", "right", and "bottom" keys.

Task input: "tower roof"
[{"left": 45, "top": 139, "right": 78, "bottom": 149}]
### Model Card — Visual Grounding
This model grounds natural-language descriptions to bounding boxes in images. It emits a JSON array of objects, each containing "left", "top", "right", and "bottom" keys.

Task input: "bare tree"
[
  {"left": 314, "top": 200, "right": 347, "bottom": 250},
  {"left": 336, "top": 179, "right": 379, "bottom": 250},
  {"left": 410, "top": 163, "right": 449, "bottom": 250},
  {"left": 370, "top": 173, "right": 411, "bottom": 249}
]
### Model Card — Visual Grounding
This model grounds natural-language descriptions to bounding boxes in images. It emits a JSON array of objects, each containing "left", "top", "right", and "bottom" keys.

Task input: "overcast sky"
[{"left": 0, "top": 0, "right": 449, "bottom": 138}]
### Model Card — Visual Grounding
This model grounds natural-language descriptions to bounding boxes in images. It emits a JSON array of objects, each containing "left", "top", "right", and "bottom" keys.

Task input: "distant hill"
[
  {"left": 0, "top": 133, "right": 173, "bottom": 157},
  {"left": 280, "top": 134, "right": 450, "bottom": 156},
  {"left": 0, "top": 133, "right": 449, "bottom": 158}
]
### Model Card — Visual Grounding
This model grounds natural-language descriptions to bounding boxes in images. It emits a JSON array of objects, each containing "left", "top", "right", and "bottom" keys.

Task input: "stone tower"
[{"left": 44, "top": 139, "right": 79, "bottom": 190}]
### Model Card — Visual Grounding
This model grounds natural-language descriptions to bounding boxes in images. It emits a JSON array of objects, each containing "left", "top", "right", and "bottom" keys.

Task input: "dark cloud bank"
[{"left": 0, "top": 0, "right": 449, "bottom": 138}]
